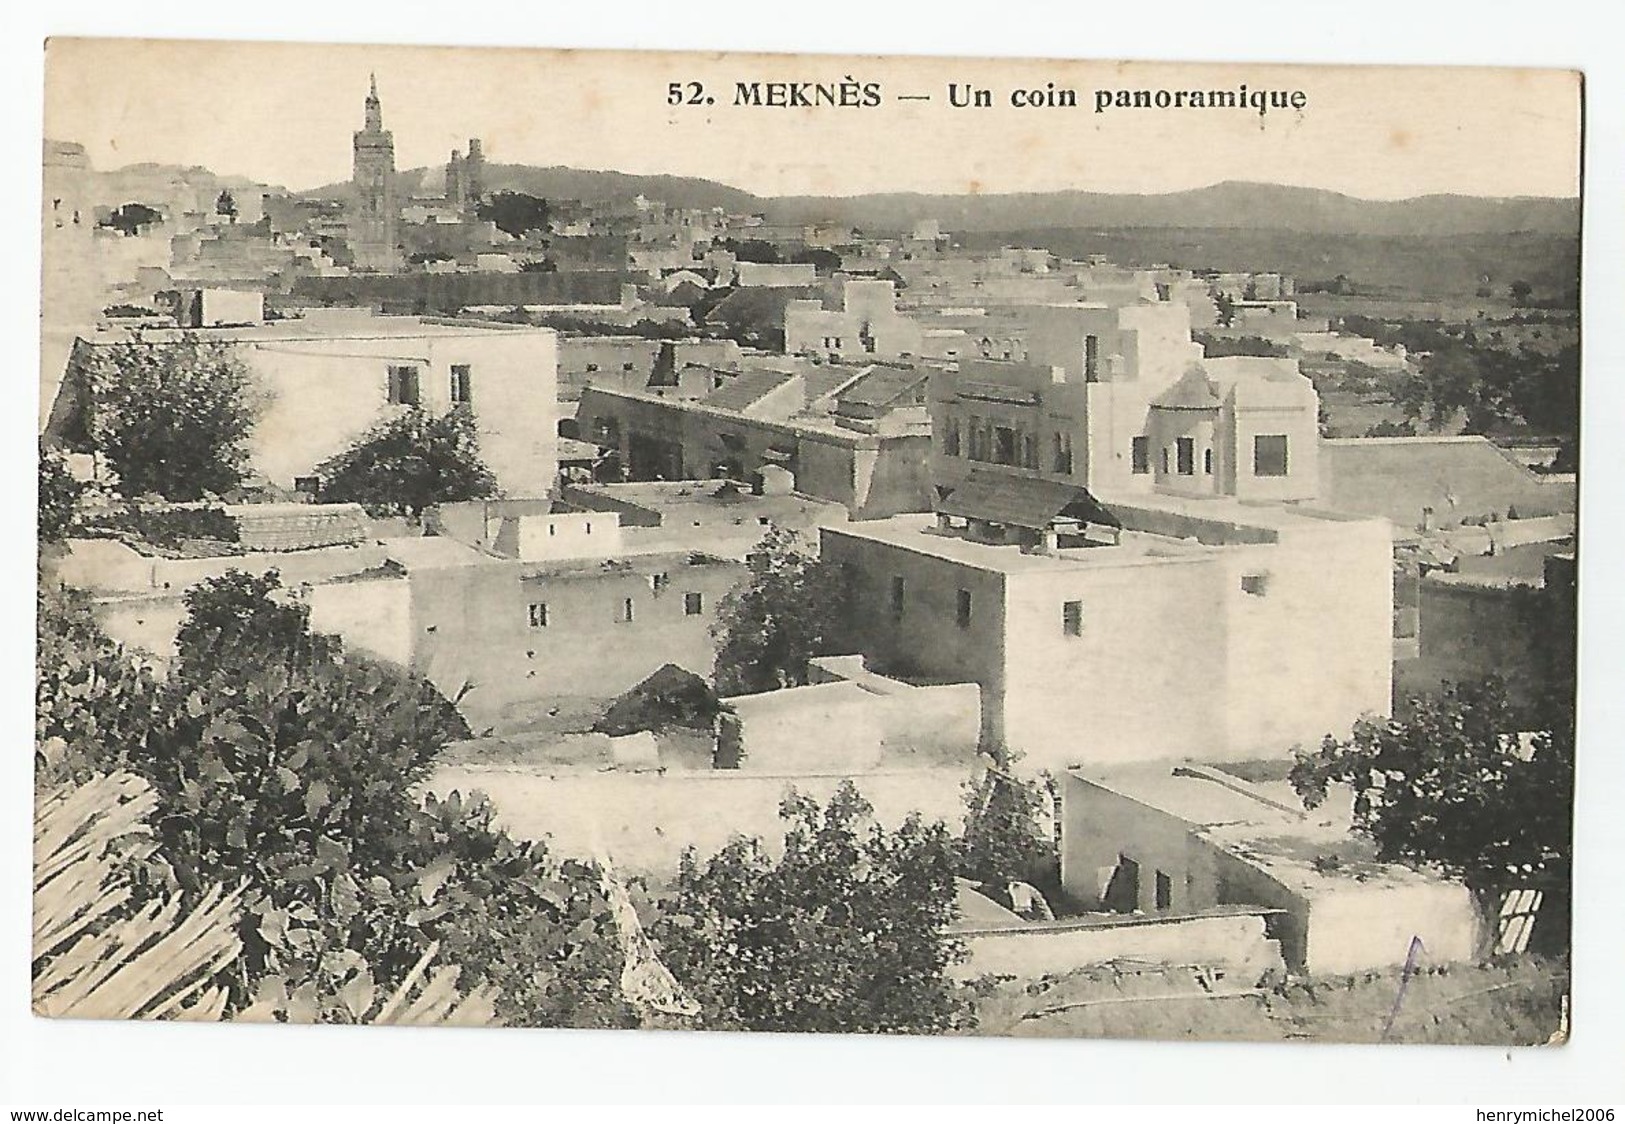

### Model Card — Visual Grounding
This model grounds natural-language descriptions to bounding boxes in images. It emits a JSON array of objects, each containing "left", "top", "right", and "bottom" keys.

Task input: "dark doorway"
[{"left": 1103, "top": 854, "right": 1141, "bottom": 913}]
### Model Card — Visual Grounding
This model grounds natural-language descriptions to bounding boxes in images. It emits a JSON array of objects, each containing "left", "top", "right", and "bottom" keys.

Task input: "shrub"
[
  {"left": 652, "top": 781, "right": 967, "bottom": 1034},
  {"left": 38, "top": 445, "right": 84, "bottom": 544},
  {"left": 88, "top": 504, "right": 240, "bottom": 550},
  {"left": 315, "top": 407, "right": 497, "bottom": 517}
]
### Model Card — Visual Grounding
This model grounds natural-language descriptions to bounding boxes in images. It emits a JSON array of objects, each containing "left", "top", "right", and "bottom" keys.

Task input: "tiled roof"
[{"left": 937, "top": 471, "right": 1120, "bottom": 530}]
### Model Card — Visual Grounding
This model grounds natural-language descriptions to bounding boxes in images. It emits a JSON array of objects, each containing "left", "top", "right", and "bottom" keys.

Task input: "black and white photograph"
[{"left": 15, "top": 22, "right": 1614, "bottom": 1107}]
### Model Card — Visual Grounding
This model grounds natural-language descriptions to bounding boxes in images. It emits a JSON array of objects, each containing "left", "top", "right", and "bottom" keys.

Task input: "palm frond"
[
  {"left": 371, "top": 940, "right": 500, "bottom": 1027},
  {"left": 33, "top": 771, "right": 243, "bottom": 1021}
]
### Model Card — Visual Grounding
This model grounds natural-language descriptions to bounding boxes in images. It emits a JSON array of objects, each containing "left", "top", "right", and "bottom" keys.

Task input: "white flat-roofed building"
[{"left": 49, "top": 308, "right": 560, "bottom": 498}]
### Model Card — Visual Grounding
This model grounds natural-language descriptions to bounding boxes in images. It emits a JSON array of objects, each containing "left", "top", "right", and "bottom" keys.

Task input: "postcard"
[{"left": 35, "top": 38, "right": 1579, "bottom": 1044}]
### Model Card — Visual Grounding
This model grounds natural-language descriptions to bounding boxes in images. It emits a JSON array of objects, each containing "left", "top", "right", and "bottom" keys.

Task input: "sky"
[{"left": 44, "top": 38, "right": 1582, "bottom": 201}]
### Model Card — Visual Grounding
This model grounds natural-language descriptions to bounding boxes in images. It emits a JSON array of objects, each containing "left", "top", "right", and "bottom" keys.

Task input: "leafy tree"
[
  {"left": 956, "top": 755, "right": 1056, "bottom": 890},
  {"left": 172, "top": 568, "right": 337, "bottom": 671},
  {"left": 1508, "top": 343, "right": 1579, "bottom": 439},
  {"left": 716, "top": 238, "right": 780, "bottom": 264},
  {"left": 710, "top": 525, "right": 851, "bottom": 695},
  {"left": 38, "top": 444, "right": 84, "bottom": 544},
  {"left": 651, "top": 781, "right": 966, "bottom": 1033},
  {"left": 1193, "top": 332, "right": 1288, "bottom": 359},
  {"left": 1508, "top": 279, "right": 1534, "bottom": 307},
  {"left": 789, "top": 247, "right": 842, "bottom": 273},
  {"left": 477, "top": 192, "right": 550, "bottom": 238},
  {"left": 1289, "top": 677, "right": 1573, "bottom": 945},
  {"left": 1213, "top": 292, "right": 1236, "bottom": 328},
  {"left": 76, "top": 333, "right": 261, "bottom": 501},
  {"left": 315, "top": 407, "right": 498, "bottom": 517},
  {"left": 215, "top": 189, "right": 237, "bottom": 221}
]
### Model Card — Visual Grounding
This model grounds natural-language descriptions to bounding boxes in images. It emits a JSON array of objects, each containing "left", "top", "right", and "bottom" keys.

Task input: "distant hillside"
[
  {"left": 956, "top": 227, "right": 1580, "bottom": 302},
  {"left": 304, "top": 163, "right": 761, "bottom": 215},
  {"left": 761, "top": 181, "right": 1581, "bottom": 238},
  {"left": 298, "top": 170, "right": 1577, "bottom": 239}
]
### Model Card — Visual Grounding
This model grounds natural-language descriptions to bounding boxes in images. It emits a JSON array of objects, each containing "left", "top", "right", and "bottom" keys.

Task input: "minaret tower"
[{"left": 350, "top": 74, "right": 400, "bottom": 271}]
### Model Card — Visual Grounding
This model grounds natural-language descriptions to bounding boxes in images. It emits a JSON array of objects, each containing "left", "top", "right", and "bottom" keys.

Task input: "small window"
[
  {"left": 993, "top": 427, "right": 1017, "bottom": 466},
  {"left": 1131, "top": 436, "right": 1149, "bottom": 475},
  {"left": 1160, "top": 446, "right": 1170, "bottom": 474},
  {"left": 387, "top": 364, "right": 421, "bottom": 405},
  {"left": 622, "top": 362, "right": 636, "bottom": 371},
  {"left": 584, "top": 521, "right": 592, "bottom": 535},
  {"left": 618, "top": 597, "right": 635, "bottom": 623},
  {"left": 1084, "top": 334, "right": 1100, "bottom": 382},
  {"left": 1241, "top": 573, "right": 1269, "bottom": 597},
  {"left": 1204, "top": 448, "right": 1214, "bottom": 475},
  {"left": 450, "top": 363, "right": 473, "bottom": 406},
  {"left": 1254, "top": 434, "right": 1289, "bottom": 477},
  {"left": 1155, "top": 870, "right": 1173, "bottom": 911},
  {"left": 945, "top": 420, "right": 961, "bottom": 458},
  {"left": 586, "top": 363, "right": 600, "bottom": 373},
  {"left": 1052, "top": 432, "right": 1073, "bottom": 475},
  {"left": 652, "top": 572, "right": 671, "bottom": 594},
  {"left": 294, "top": 475, "right": 321, "bottom": 495},
  {"left": 527, "top": 602, "right": 549, "bottom": 628},
  {"left": 1176, "top": 437, "right": 1195, "bottom": 476},
  {"left": 684, "top": 591, "right": 704, "bottom": 616},
  {"left": 890, "top": 575, "right": 906, "bottom": 620},
  {"left": 1062, "top": 600, "right": 1083, "bottom": 637},
  {"left": 956, "top": 589, "right": 973, "bottom": 629}
]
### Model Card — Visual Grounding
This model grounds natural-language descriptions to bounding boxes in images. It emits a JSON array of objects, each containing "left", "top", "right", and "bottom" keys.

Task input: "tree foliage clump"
[
  {"left": 76, "top": 333, "right": 261, "bottom": 501},
  {"left": 1288, "top": 677, "right": 1573, "bottom": 904},
  {"left": 315, "top": 407, "right": 498, "bottom": 517},
  {"left": 1336, "top": 314, "right": 1578, "bottom": 441},
  {"left": 955, "top": 755, "right": 1056, "bottom": 890},
  {"left": 710, "top": 525, "right": 851, "bottom": 696},
  {"left": 1193, "top": 332, "right": 1289, "bottom": 359},
  {"left": 38, "top": 444, "right": 84, "bottom": 544},
  {"left": 651, "top": 781, "right": 967, "bottom": 1034},
  {"left": 35, "top": 573, "right": 631, "bottom": 1026},
  {"left": 100, "top": 202, "right": 163, "bottom": 237},
  {"left": 477, "top": 192, "right": 550, "bottom": 238}
]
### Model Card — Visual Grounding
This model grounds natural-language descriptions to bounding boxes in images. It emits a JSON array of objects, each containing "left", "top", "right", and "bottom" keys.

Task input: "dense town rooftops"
[
  {"left": 578, "top": 385, "right": 914, "bottom": 444},
  {"left": 82, "top": 310, "right": 554, "bottom": 343}
]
